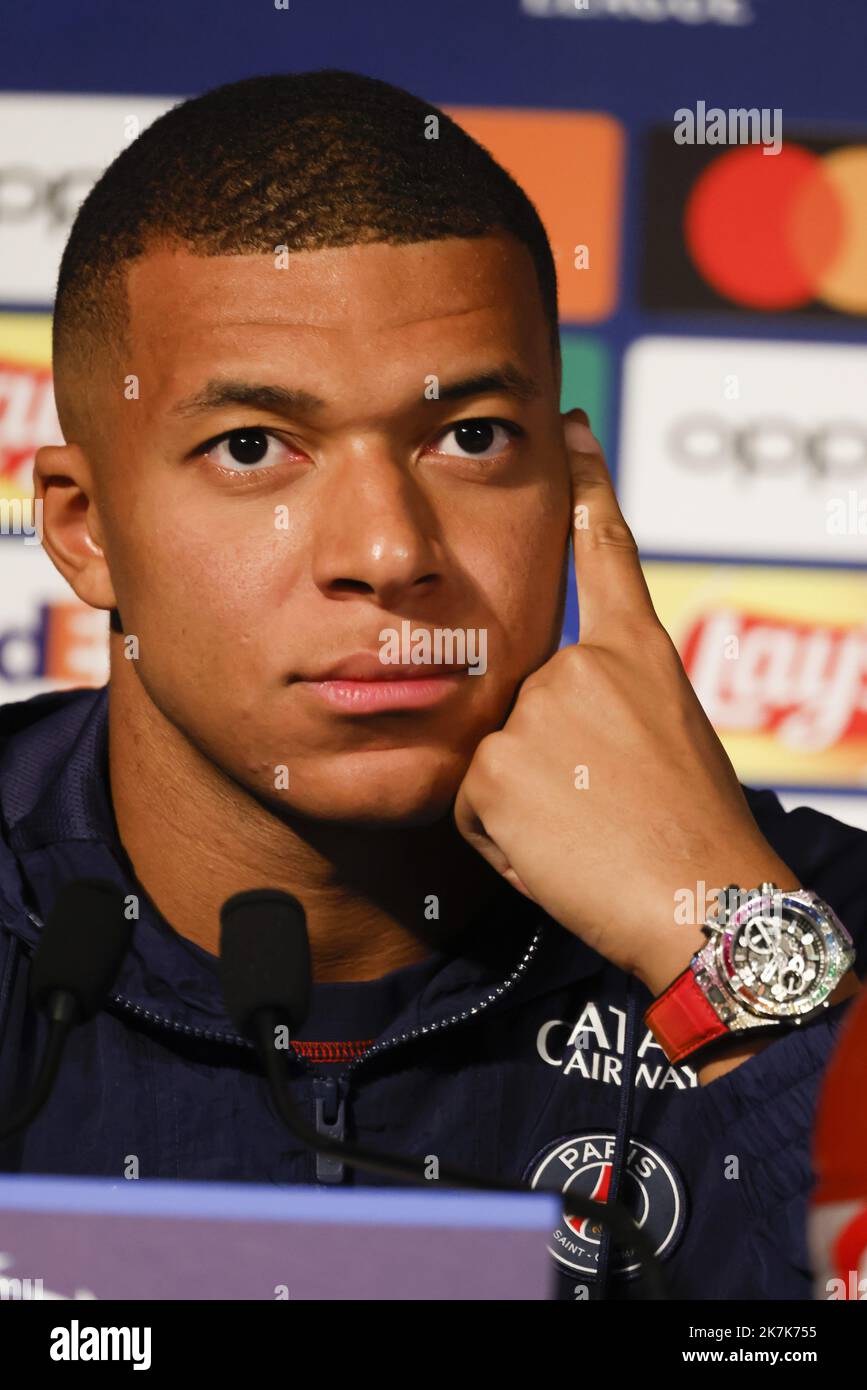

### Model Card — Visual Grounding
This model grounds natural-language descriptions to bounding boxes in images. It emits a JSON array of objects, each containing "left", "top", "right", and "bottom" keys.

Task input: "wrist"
[
  {"left": 633, "top": 859, "right": 804, "bottom": 999},
  {"left": 633, "top": 922, "right": 706, "bottom": 999},
  {"left": 642, "top": 874, "right": 855, "bottom": 1070}
]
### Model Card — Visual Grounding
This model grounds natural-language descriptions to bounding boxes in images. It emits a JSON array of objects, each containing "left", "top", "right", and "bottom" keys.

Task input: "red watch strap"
[{"left": 644, "top": 966, "right": 729, "bottom": 1064}]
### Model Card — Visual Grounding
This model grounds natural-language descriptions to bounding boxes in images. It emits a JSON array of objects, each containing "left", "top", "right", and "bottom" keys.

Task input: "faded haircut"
[{"left": 52, "top": 68, "right": 561, "bottom": 435}]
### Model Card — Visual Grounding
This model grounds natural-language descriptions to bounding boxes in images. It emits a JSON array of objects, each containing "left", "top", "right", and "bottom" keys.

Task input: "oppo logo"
[
  {"left": 0, "top": 166, "right": 99, "bottom": 227},
  {"left": 668, "top": 414, "right": 867, "bottom": 477}
]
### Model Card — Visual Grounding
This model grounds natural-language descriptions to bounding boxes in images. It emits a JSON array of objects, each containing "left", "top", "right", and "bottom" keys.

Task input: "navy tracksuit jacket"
[{"left": 0, "top": 684, "right": 864, "bottom": 1300}]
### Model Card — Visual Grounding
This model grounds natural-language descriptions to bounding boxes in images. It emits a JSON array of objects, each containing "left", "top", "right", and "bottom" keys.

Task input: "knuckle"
[
  {"left": 591, "top": 519, "right": 638, "bottom": 552},
  {"left": 516, "top": 668, "right": 544, "bottom": 697},
  {"left": 473, "top": 732, "right": 507, "bottom": 780},
  {"left": 560, "top": 644, "right": 597, "bottom": 685},
  {"left": 516, "top": 677, "right": 549, "bottom": 710},
  {"left": 561, "top": 644, "right": 588, "bottom": 675},
  {"left": 645, "top": 621, "right": 682, "bottom": 666}
]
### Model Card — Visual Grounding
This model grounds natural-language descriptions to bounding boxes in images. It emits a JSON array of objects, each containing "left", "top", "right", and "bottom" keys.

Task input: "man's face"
[{"left": 90, "top": 234, "right": 571, "bottom": 825}]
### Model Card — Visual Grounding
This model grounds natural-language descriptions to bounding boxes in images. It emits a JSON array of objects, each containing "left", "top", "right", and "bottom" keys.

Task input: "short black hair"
[{"left": 53, "top": 68, "right": 560, "bottom": 427}]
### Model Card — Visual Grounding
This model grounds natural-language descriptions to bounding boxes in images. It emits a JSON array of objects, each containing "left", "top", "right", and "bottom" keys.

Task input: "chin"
[
  {"left": 324, "top": 801, "right": 454, "bottom": 830},
  {"left": 275, "top": 748, "right": 467, "bottom": 828}
]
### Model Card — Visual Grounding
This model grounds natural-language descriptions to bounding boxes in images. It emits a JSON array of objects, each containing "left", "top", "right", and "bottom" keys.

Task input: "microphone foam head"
[
  {"left": 29, "top": 878, "right": 134, "bottom": 1022},
  {"left": 219, "top": 889, "right": 311, "bottom": 1037}
]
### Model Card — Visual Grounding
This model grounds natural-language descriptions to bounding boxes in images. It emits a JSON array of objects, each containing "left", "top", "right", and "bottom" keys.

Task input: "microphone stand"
[{"left": 0, "top": 993, "right": 79, "bottom": 1143}]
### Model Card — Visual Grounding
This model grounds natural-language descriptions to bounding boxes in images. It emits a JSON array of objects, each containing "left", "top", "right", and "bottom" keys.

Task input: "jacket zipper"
[
  {"left": 338, "top": 926, "right": 543, "bottom": 1082},
  {"left": 21, "top": 908, "right": 256, "bottom": 1049},
  {"left": 24, "top": 909, "right": 544, "bottom": 1069},
  {"left": 313, "top": 1073, "right": 347, "bottom": 1184},
  {"left": 23, "top": 907, "right": 543, "bottom": 1180},
  {"left": 310, "top": 925, "right": 543, "bottom": 1183}
]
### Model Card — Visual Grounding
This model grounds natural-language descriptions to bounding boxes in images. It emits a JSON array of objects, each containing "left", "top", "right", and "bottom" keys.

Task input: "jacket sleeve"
[
  {"left": 694, "top": 996, "right": 856, "bottom": 1299},
  {"left": 743, "top": 784, "right": 867, "bottom": 978},
  {"left": 686, "top": 787, "right": 867, "bottom": 1297}
]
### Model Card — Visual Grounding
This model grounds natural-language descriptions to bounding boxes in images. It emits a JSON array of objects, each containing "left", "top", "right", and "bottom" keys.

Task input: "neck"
[{"left": 106, "top": 659, "right": 502, "bottom": 982}]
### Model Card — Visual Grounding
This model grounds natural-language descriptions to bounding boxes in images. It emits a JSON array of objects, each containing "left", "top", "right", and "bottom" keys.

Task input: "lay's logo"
[
  {"left": 644, "top": 561, "right": 867, "bottom": 789},
  {"left": 683, "top": 609, "right": 867, "bottom": 753}
]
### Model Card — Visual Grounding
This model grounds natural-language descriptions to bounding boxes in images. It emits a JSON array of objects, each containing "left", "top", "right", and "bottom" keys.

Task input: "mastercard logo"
[
  {"left": 685, "top": 144, "right": 867, "bottom": 314},
  {"left": 640, "top": 129, "right": 867, "bottom": 319}
]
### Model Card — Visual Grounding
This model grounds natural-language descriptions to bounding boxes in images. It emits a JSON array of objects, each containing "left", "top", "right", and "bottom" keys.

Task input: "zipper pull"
[{"left": 313, "top": 1074, "right": 347, "bottom": 1184}]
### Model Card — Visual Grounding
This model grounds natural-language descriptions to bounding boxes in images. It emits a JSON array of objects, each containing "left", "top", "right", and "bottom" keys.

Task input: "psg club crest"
[{"left": 524, "top": 1131, "right": 688, "bottom": 1280}]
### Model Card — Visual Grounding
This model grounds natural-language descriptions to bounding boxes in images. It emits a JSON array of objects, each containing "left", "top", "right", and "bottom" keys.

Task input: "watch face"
[{"left": 718, "top": 896, "right": 831, "bottom": 1019}]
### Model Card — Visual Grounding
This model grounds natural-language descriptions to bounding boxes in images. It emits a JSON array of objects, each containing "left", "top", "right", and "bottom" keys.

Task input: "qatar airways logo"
[
  {"left": 537, "top": 1000, "right": 698, "bottom": 1089},
  {"left": 684, "top": 610, "right": 867, "bottom": 753},
  {"left": 378, "top": 621, "right": 488, "bottom": 675}
]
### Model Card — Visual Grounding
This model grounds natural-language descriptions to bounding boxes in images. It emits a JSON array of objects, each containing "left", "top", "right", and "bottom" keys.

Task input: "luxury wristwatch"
[{"left": 645, "top": 883, "right": 857, "bottom": 1065}]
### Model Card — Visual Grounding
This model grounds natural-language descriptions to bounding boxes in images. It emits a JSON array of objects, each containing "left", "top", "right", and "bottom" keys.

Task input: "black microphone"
[
  {"left": 219, "top": 888, "right": 666, "bottom": 1298},
  {"left": 0, "top": 878, "right": 133, "bottom": 1143}
]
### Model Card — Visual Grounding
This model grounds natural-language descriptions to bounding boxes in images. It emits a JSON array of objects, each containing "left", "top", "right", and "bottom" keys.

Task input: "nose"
[{"left": 310, "top": 445, "right": 444, "bottom": 611}]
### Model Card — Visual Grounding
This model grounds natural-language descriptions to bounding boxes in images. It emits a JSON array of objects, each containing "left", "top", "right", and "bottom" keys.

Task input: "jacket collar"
[{"left": 4, "top": 684, "right": 115, "bottom": 852}]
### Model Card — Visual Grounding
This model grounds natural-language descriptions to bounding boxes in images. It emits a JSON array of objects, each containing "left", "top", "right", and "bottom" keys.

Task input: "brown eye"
[
  {"left": 428, "top": 419, "right": 520, "bottom": 461},
  {"left": 202, "top": 428, "right": 292, "bottom": 473},
  {"left": 452, "top": 421, "right": 496, "bottom": 454},
  {"left": 226, "top": 429, "right": 270, "bottom": 465}
]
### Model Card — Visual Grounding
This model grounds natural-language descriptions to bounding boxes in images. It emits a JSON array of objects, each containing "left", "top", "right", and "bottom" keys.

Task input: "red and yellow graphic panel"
[
  {"left": 644, "top": 561, "right": 867, "bottom": 789},
  {"left": 0, "top": 312, "right": 60, "bottom": 505},
  {"left": 641, "top": 129, "right": 867, "bottom": 319}
]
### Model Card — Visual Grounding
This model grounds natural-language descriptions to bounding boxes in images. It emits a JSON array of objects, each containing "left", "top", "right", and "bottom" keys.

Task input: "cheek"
[
  {"left": 109, "top": 498, "right": 297, "bottom": 653},
  {"left": 472, "top": 482, "right": 569, "bottom": 626}
]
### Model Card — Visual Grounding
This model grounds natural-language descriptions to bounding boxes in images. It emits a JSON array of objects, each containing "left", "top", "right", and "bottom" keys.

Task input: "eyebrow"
[
  {"left": 437, "top": 365, "right": 542, "bottom": 404},
  {"left": 170, "top": 363, "right": 542, "bottom": 420},
  {"left": 171, "top": 381, "right": 326, "bottom": 418}
]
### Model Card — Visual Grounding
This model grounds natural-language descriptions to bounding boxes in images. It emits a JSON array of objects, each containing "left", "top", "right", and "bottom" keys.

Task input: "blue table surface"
[{"left": 0, "top": 1173, "right": 561, "bottom": 1229}]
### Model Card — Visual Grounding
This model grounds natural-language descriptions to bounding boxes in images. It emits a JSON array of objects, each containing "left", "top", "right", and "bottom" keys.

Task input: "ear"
[{"left": 33, "top": 443, "right": 118, "bottom": 614}]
